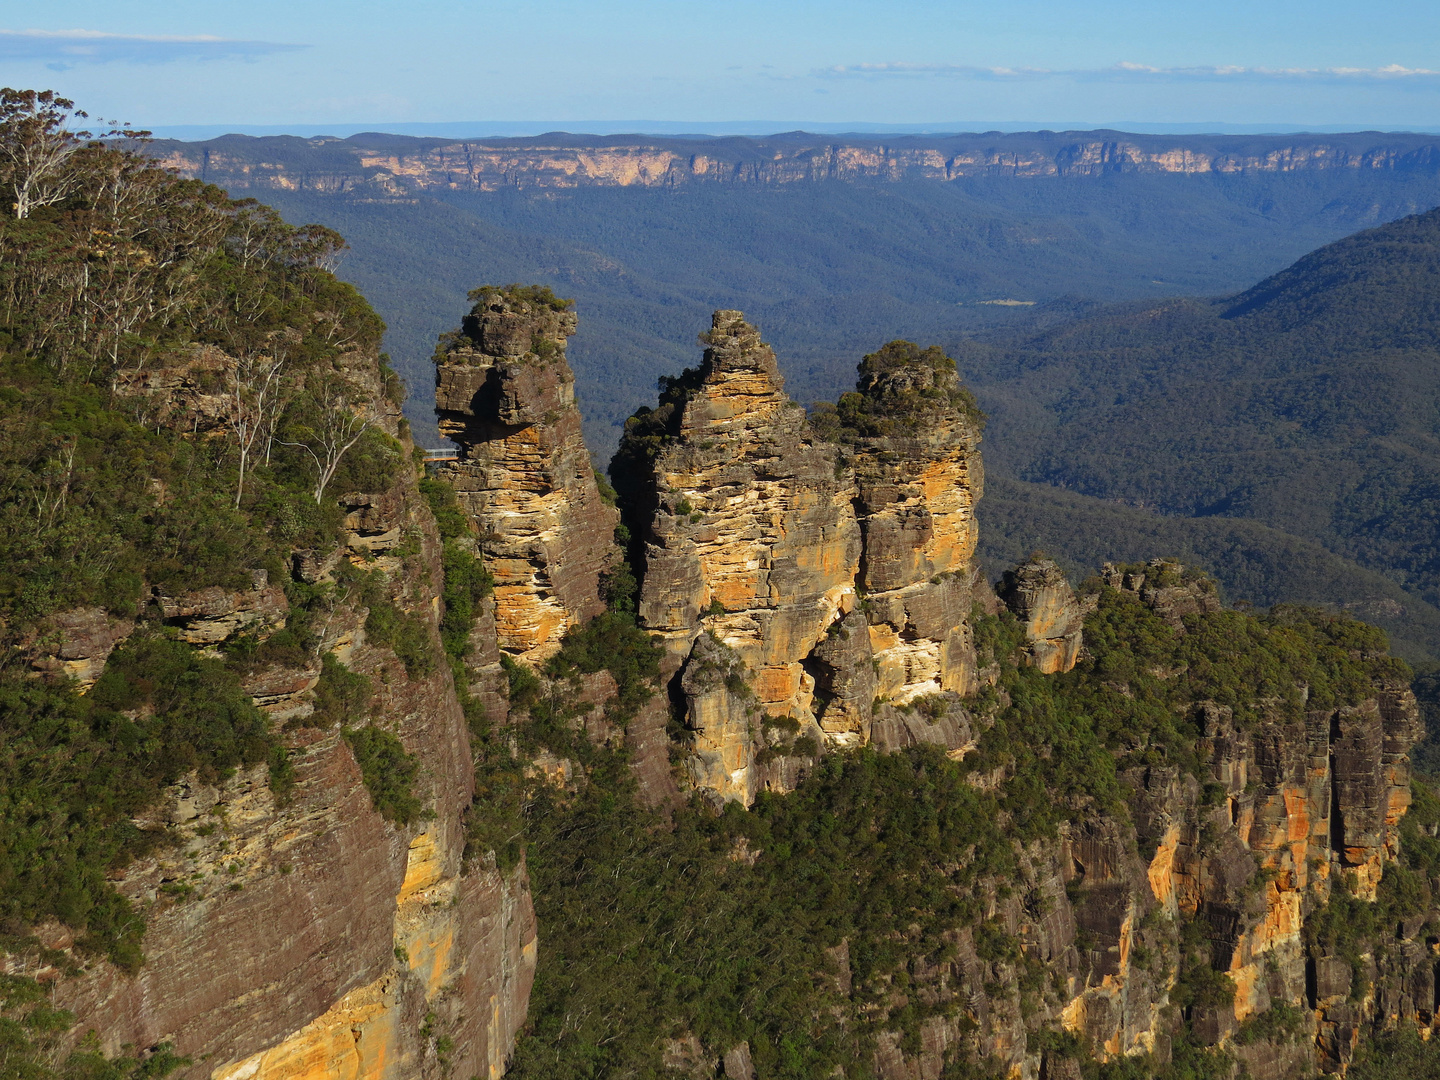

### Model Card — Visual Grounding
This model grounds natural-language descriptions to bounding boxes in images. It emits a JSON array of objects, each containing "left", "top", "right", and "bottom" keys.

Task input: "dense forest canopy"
[
  {"left": 956, "top": 207, "right": 1440, "bottom": 666},
  {"left": 185, "top": 150, "right": 1440, "bottom": 453}
]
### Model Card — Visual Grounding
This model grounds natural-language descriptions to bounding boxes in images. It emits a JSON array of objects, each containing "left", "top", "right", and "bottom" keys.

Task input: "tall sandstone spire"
[
  {"left": 434, "top": 287, "right": 617, "bottom": 665},
  {"left": 613, "top": 313, "right": 989, "bottom": 805}
]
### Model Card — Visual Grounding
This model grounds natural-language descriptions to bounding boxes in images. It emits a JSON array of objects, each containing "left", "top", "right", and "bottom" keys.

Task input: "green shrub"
[
  {"left": 0, "top": 633, "right": 284, "bottom": 967},
  {"left": 0, "top": 971, "right": 188, "bottom": 1080},
  {"left": 419, "top": 476, "right": 472, "bottom": 541},
  {"left": 268, "top": 747, "right": 296, "bottom": 805},
  {"left": 468, "top": 283, "right": 573, "bottom": 313},
  {"left": 437, "top": 545, "right": 492, "bottom": 661},
  {"left": 342, "top": 725, "right": 424, "bottom": 825},
  {"left": 809, "top": 340, "right": 985, "bottom": 444},
  {"left": 1350, "top": 1026, "right": 1440, "bottom": 1079},
  {"left": 88, "top": 634, "right": 274, "bottom": 784},
  {"left": 309, "top": 653, "right": 372, "bottom": 728},
  {"left": 1233, "top": 1000, "right": 1306, "bottom": 1046},
  {"left": 546, "top": 611, "right": 663, "bottom": 723},
  {"left": 358, "top": 581, "right": 434, "bottom": 679}
]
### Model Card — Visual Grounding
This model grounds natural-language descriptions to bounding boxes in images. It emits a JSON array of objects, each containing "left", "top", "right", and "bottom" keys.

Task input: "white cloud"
[
  {"left": 0, "top": 29, "right": 307, "bottom": 69},
  {"left": 820, "top": 61, "right": 1440, "bottom": 84}
]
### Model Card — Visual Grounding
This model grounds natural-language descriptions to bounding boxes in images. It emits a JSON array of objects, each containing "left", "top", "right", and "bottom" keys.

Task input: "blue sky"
[{"left": 4, "top": 0, "right": 1440, "bottom": 133}]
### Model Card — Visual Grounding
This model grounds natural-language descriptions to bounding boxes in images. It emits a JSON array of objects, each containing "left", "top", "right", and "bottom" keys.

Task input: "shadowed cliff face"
[
  {"left": 1110, "top": 571, "right": 1424, "bottom": 1074},
  {"left": 832, "top": 584, "right": 1424, "bottom": 1080},
  {"left": 435, "top": 288, "right": 618, "bottom": 665},
  {"left": 14, "top": 342, "right": 536, "bottom": 1080}
]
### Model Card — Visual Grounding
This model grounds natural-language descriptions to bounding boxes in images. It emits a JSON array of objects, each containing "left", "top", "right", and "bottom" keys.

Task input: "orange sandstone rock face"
[
  {"left": 616, "top": 311, "right": 861, "bottom": 804},
  {"left": 997, "top": 558, "right": 1085, "bottom": 674},
  {"left": 614, "top": 314, "right": 987, "bottom": 806},
  {"left": 845, "top": 344, "right": 986, "bottom": 703},
  {"left": 435, "top": 289, "right": 617, "bottom": 665},
  {"left": 1115, "top": 581, "right": 1424, "bottom": 1073}
]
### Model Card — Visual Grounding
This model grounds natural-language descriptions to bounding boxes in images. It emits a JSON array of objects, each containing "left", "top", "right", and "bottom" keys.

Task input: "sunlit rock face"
[
  {"left": 435, "top": 288, "right": 617, "bottom": 665},
  {"left": 613, "top": 314, "right": 987, "bottom": 806},
  {"left": 612, "top": 310, "right": 862, "bottom": 805},
  {"left": 999, "top": 557, "right": 1085, "bottom": 674},
  {"left": 842, "top": 339, "right": 986, "bottom": 705}
]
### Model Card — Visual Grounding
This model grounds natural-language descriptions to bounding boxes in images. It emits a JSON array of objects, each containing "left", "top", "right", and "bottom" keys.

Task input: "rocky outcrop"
[
  {"left": 1111, "top": 587, "right": 1424, "bottom": 1075},
  {"left": 157, "top": 570, "right": 290, "bottom": 645},
  {"left": 614, "top": 310, "right": 860, "bottom": 804},
  {"left": 1102, "top": 559, "right": 1222, "bottom": 628},
  {"left": 846, "top": 341, "right": 986, "bottom": 704},
  {"left": 844, "top": 806, "right": 1177, "bottom": 1080},
  {"left": 29, "top": 274, "right": 1428, "bottom": 1080},
  {"left": 999, "top": 557, "right": 1085, "bottom": 673},
  {"left": 436, "top": 287, "right": 617, "bottom": 665},
  {"left": 848, "top": 569, "right": 1424, "bottom": 1080},
  {"left": 614, "top": 316, "right": 987, "bottom": 805},
  {"left": 25, "top": 606, "right": 135, "bottom": 691}
]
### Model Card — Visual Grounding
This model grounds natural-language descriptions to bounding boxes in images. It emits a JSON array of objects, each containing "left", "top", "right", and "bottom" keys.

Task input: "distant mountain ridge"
[
  {"left": 147, "top": 129, "right": 1440, "bottom": 195},
  {"left": 962, "top": 206, "right": 1440, "bottom": 662}
]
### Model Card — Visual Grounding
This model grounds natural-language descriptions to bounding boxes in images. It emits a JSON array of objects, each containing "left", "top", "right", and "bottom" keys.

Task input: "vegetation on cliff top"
[
  {"left": 468, "top": 282, "right": 573, "bottom": 313},
  {"left": 0, "top": 89, "right": 406, "bottom": 968},
  {"left": 809, "top": 339, "right": 985, "bottom": 443},
  {"left": 0, "top": 968, "right": 186, "bottom": 1080}
]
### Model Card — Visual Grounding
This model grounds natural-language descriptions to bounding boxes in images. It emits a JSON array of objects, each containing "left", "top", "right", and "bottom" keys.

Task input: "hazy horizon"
[{"left": 145, "top": 119, "right": 1440, "bottom": 142}]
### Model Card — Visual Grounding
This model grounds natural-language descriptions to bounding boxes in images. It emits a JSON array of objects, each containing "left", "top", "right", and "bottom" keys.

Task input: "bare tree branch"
[{"left": 223, "top": 352, "right": 287, "bottom": 509}]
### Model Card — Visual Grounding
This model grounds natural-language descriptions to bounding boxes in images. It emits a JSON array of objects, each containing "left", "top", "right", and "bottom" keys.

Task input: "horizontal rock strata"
[
  {"left": 435, "top": 288, "right": 616, "bottom": 665},
  {"left": 152, "top": 132, "right": 1440, "bottom": 197},
  {"left": 15, "top": 352, "right": 537, "bottom": 1080}
]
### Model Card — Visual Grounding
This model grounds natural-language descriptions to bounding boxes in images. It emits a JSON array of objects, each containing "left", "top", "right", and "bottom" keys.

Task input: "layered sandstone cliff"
[
  {"left": 612, "top": 310, "right": 861, "bottom": 803},
  {"left": 612, "top": 315, "right": 987, "bottom": 805},
  {"left": 435, "top": 286, "right": 617, "bottom": 665},
  {"left": 845, "top": 341, "right": 986, "bottom": 705},
  {"left": 19, "top": 287, "right": 1431, "bottom": 1080},
  {"left": 845, "top": 574, "right": 1424, "bottom": 1080},
  {"left": 151, "top": 132, "right": 1440, "bottom": 196},
  {"left": 606, "top": 315, "right": 1428, "bottom": 1077},
  {"left": 15, "top": 341, "right": 536, "bottom": 1080}
]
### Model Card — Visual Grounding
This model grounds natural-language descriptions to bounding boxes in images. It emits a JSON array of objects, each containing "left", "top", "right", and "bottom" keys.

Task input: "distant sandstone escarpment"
[{"left": 149, "top": 130, "right": 1440, "bottom": 195}]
